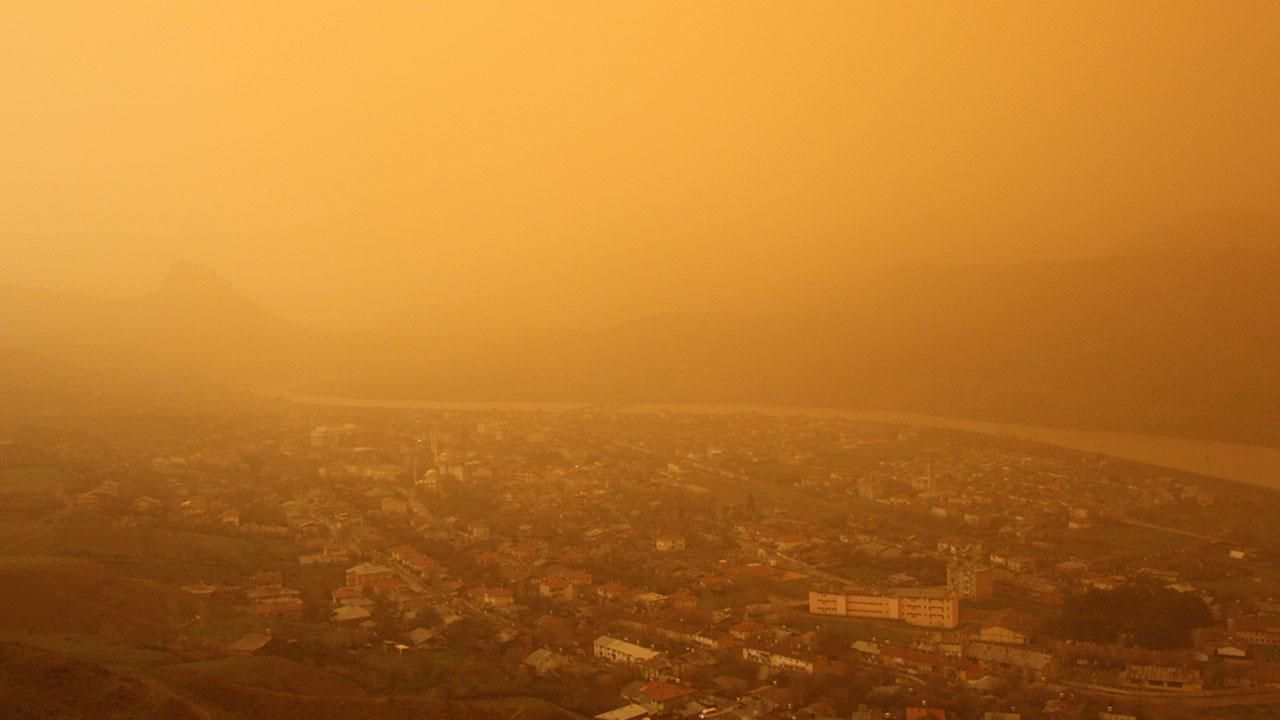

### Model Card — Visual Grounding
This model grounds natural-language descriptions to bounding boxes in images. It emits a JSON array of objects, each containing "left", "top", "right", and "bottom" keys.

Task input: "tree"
[{"left": 1046, "top": 584, "right": 1212, "bottom": 649}]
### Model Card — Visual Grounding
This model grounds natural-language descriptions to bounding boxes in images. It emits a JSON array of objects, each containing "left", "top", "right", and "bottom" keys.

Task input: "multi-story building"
[
  {"left": 947, "top": 562, "right": 994, "bottom": 601},
  {"left": 809, "top": 587, "right": 960, "bottom": 629},
  {"left": 846, "top": 593, "right": 901, "bottom": 620},
  {"left": 897, "top": 589, "right": 962, "bottom": 628}
]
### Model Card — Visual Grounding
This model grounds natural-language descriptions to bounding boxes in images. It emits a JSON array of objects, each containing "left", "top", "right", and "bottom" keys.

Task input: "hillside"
[
  {"left": 0, "top": 641, "right": 584, "bottom": 720},
  {"left": 0, "top": 261, "right": 322, "bottom": 396}
]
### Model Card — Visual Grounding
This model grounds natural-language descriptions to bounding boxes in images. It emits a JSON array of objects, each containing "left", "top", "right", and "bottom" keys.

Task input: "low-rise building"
[
  {"left": 1120, "top": 665, "right": 1202, "bottom": 692},
  {"left": 655, "top": 534, "right": 686, "bottom": 552},
  {"left": 345, "top": 562, "right": 394, "bottom": 588},
  {"left": 593, "top": 635, "right": 662, "bottom": 666},
  {"left": 965, "top": 642, "right": 1056, "bottom": 680},
  {"left": 468, "top": 586, "right": 515, "bottom": 607},
  {"left": 741, "top": 646, "right": 827, "bottom": 674}
]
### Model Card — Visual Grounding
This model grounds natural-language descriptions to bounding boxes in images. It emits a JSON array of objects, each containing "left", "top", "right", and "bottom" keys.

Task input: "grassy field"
[
  {"left": 0, "top": 638, "right": 588, "bottom": 720},
  {"left": 55, "top": 521, "right": 294, "bottom": 572},
  {"left": 0, "top": 629, "right": 178, "bottom": 668},
  {"left": 158, "top": 654, "right": 372, "bottom": 697},
  {"left": 782, "top": 610, "right": 918, "bottom": 645},
  {"left": 827, "top": 562, "right": 895, "bottom": 585},
  {"left": 1056, "top": 521, "right": 1198, "bottom": 558}
]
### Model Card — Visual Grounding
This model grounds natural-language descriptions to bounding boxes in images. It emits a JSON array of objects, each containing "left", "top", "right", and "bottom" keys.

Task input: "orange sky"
[{"left": 2, "top": 1, "right": 1277, "bottom": 330}]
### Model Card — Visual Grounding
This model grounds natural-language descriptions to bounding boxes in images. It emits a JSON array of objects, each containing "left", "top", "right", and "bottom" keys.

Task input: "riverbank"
[{"left": 265, "top": 389, "right": 1280, "bottom": 490}]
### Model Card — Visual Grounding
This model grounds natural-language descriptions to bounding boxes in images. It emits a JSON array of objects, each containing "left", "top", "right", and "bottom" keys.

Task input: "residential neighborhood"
[{"left": 6, "top": 402, "right": 1280, "bottom": 719}]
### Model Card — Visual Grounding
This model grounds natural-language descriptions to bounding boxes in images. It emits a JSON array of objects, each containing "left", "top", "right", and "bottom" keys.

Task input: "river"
[{"left": 268, "top": 389, "right": 1280, "bottom": 490}]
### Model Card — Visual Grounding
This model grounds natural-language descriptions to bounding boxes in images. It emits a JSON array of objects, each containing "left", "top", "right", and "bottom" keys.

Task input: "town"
[{"left": 4, "top": 400, "right": 1280, "bottom": 720}]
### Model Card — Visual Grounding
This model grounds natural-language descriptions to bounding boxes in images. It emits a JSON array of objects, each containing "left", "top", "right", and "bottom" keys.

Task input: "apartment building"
[
  {"left": 809, "top": 587, "right": 960, "bottom": 629},
  {"left": 947, "top": 562, "right": 994, "bottom": 601}
]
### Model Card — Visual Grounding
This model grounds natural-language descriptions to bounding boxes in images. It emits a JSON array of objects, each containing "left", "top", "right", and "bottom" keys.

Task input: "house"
[
  {"left": 655, "top": 534, "right": 685, "bottom": 552},
  {"left": 330, "top": 586, "right": 364, "bottom": 605},
  {"left": 467, "top": 586, "right": 515, "bottom": 607},
  {"left": 696, "top": 575, "right": 730, "bottom": 591},
  {"left": 597, "top": 582, "right": 632, "bottom": 600},
  {"left": 523, "top": 647, "right": 572, "bottom": 676},
  {"left": 852, "top": 640, "right": 881, "bottom": 658},
  {"left": 965, "top": 642, "right": 1056, "bottom": 680},
  {"left": 407, "top": 626, "right": 444, "bottom": 648},
  {"left": 331, "top": 605, "right": 372, "bottom": 623},
  {"left": 1055, "top": 559, "right": 1089, "bottom": 576},
  {"left": 1229, "top": 617, "right": 1280, "bottom": 645},
  {"left": 1120, "top": 665, "right": 1202, "bottom": 692},
  {"left": 247, "top": 585, "right": 304, "bottom": 618},
  {"left": 669, "top": 592, "right": 697, "bottom": 609},
  {"left": 226, "top": 632, "right": 273, "bottom": 655},
  {"left": 345, "top": 562, "right": 394, "bottom": 588},
  {"left": 593, "top": 704, "right": 650, "bottom": 720},
  {"left": 625, "top": 679, "right": 695, "bottom": 712},
  {"left": 634, "top": 591, "right": 667, "bottom": 608},
  {"left": 250, "top": 570, "right": 284, "bottom": 586},
  {"left": 565, "top": 569, "right": 594, "bottom": 588},
  {"left": 729, "top": 621, "right": 767, "bottom": 641},
  {"left": 539, "top": 576, "right": 574, "bottom": 601},
  {"left": 738, "top": 685, "right": 785, "bottom": 717},
  {"left": 978, "top": 611, "right": 1037, "bottom": 645},
  {"left": 741, "top": 646, "right": 827, "bottom": 674},
  {"left": 690, "top": 630, "right": 734, "bottom": 650},
  {"left": 130, "top": 496, "right": 164, "bottom": 514},
  {"left": 593, "top": 635, "right": 662, "bottom": 666}
]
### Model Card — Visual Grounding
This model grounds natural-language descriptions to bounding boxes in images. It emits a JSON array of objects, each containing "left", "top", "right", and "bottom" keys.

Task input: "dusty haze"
[
  {"left": 9, "top": 8, "right": 1280, "bottom": 718},
  {"left": 3, "top": 1, "right": 1278, "bottom": 331}
]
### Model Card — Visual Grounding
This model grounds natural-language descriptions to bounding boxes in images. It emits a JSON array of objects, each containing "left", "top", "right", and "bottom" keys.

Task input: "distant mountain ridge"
[
  {"left": 0, "top": 261, "right": 326, "bottom": 415},
  {"left": 310, "top": 247, "right": 1280, "bottom": 446},
  {"left": 2, "top": 249, "right": 1279, "bottom": 446}
]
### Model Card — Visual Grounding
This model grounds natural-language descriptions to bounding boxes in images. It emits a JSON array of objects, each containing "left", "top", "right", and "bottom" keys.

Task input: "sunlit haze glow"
[{"left": 3, "top": 1, "right": 1278, "bottom": 330}]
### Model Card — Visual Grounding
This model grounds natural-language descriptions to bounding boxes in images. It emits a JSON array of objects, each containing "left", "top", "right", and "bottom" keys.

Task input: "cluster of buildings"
[{"left": 26, "top": 403, "right": 1280, "bottom": 720}]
